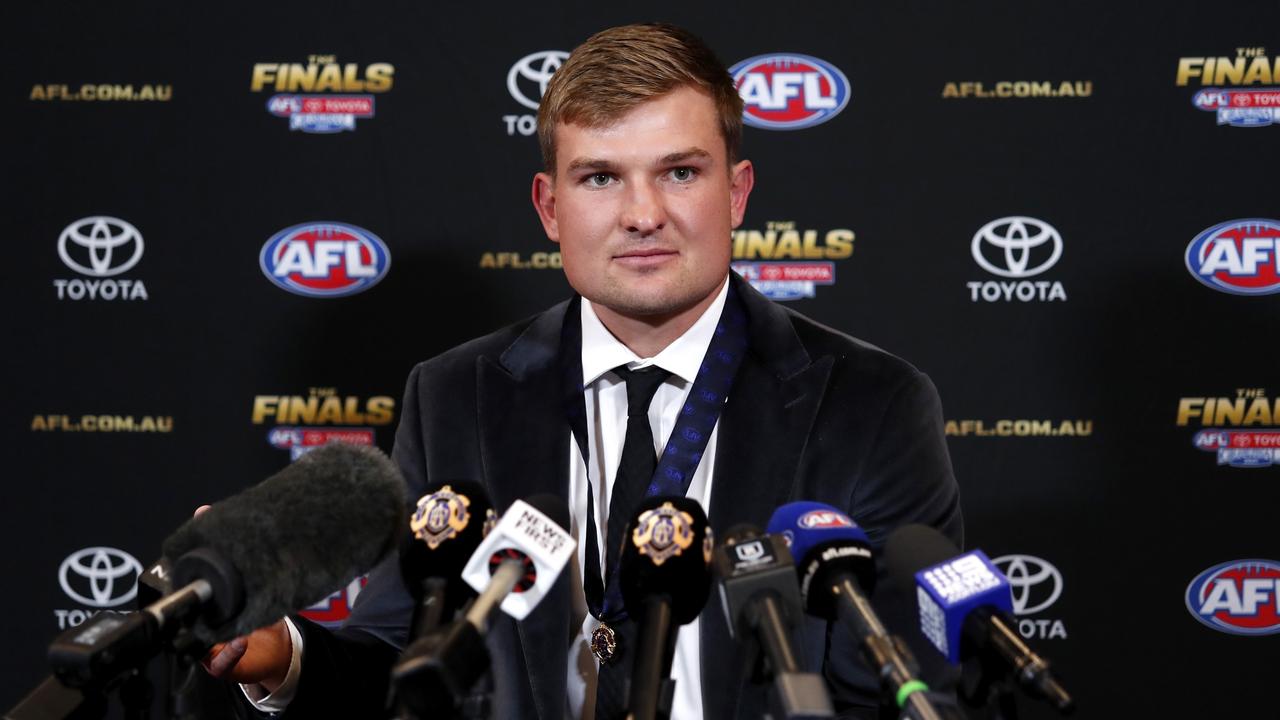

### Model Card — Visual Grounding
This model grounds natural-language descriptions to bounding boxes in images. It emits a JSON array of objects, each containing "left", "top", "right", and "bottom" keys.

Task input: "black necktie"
[
  {"left": 593, "top": 364, "right": 671, "bottom": 720},
  {"left": 606, "top": 364, "right": 672, "bottom": 578}
]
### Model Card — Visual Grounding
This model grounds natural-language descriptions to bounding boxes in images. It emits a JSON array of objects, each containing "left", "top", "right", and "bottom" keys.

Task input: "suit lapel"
[
  {"left": 701, "top": 276, "right": 834, "bottom": 720},
  {"left": 476, "top": 300, "right": 573, "bottom": 720}
]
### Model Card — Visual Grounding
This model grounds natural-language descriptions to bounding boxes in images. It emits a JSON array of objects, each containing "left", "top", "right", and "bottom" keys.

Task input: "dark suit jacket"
[{"left": 251, "top": 274, "right": 963, "bottom": 719}]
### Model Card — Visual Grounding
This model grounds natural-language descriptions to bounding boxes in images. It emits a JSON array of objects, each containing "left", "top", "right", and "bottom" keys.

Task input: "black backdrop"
[{"left": 6, "top": 1, "right": 1280, "bottom": 717}]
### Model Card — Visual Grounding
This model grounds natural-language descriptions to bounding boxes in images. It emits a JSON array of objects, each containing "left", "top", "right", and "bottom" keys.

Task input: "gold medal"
[{"left": 590, "top": 623, "right": 618, "bottom": 664}]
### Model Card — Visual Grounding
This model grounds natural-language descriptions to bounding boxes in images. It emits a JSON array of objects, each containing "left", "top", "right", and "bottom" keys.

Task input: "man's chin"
[{"left": 589, "top": 283, "right": 721, "bottom": 323}]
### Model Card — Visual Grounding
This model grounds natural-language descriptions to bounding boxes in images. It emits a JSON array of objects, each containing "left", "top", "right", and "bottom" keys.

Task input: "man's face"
[{"left": 532, "top": 86, "right": 753, "bottom": 321}]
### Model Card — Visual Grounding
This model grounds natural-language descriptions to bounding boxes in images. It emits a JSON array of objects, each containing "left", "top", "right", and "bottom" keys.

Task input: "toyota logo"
[
  {"left": 971, "top": 216, "right": 1062, "bottom": 278},
  {"left": 991, "top": 554, "right": 1063, "bottom": 615},
  {"left": 58, "top": 216, "right": 144, "bottom": 277},
  {"left": 507, "top": 51, "right": 569, "bottom": 110},
  {"left": 59, "top": 546, "right": 143, "bottom": 608}
]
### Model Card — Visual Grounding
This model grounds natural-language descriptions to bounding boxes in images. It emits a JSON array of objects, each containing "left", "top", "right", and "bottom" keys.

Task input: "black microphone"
[
  {"left": 883, "top": 524, "right": 1074, "bottom": 715},
  {"left": 47, "top": 443, "right": 407, "bottom": 689},
  {"left": 618, "top": 495, "right": 713, "bottom": 720},
  {"left": 392, "top": 494, "right": 575, "bottom": 719},
  {"left": 768, "top": 502, "right": 956, "bottom": 720},
  {"left": 399, "top": 481, "right": 495, "bottom": 639},
  {"left": 712, "top": 524, "right": 833, "bottom": 719}
]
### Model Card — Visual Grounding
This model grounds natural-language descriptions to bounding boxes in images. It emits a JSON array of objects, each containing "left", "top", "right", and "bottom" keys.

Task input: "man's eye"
[
  {"left": 587, "top": 173, "right": 612, "bottom": 187},
  {"left": 669, "top": 167, "right": 696, "bottom": 182}
]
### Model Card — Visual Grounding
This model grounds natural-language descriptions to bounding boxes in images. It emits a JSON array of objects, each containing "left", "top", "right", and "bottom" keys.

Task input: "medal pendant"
[{"left": 590, "top": 623, "right": 618, "bottom": 664}]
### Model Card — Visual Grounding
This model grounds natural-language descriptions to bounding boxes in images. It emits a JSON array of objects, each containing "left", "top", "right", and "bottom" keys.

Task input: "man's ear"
[
  {"left": 531, "top": 172, "right": 560, "bottom": 242},
  {"left": 728, "top": 159, "right": 755, "bottom": 229}
]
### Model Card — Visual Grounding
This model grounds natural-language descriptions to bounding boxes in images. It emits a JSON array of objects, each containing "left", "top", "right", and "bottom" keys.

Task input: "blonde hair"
[{"left": 537, "top": 23, "right": 743, "bottom": 174}]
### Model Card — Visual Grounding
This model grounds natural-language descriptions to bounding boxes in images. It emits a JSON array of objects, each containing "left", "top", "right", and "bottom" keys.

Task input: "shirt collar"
[{"left": 580, "top": 276, "right": 730, "bottom": 387}]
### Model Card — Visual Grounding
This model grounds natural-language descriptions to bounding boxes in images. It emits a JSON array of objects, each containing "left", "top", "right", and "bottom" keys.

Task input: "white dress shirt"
[
  {"left": 244, "top": 278, "right": 729, "bottom": 718},
  {"left": 566, "top": 280, "right": 727, "bottom": 720}
]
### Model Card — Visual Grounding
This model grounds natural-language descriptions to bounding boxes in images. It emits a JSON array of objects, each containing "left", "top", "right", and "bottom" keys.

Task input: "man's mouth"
[
  {"left": 613, "top": 248, "right": 678, "bottom": 269},
  {"left": 614, "top": 247, "right": 678, "bottom": 259}
]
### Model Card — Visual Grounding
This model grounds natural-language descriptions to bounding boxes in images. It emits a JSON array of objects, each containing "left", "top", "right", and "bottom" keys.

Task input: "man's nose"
[{"left": 620, "top": 180, "right": 666, "bottom": 235}]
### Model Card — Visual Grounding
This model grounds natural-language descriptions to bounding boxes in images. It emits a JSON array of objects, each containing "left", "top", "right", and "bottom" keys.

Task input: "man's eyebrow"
[
  {"left": 660, "top": 148, "right": 713, "bottom": 164},
  {"left": 564, "top": 157, "right": 617, "bottom": 174},
  {"left": 564, "top": 148, "right": 714, "bottom": 175}
]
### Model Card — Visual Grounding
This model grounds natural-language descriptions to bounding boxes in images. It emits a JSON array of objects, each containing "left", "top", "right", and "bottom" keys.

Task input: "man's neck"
[{"left": 591, "top": 275, "right": 729, "bottom": 358}]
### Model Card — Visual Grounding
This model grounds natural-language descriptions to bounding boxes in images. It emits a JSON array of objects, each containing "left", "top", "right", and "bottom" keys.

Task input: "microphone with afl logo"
[
  {"left": 391, "top": 494, "right": 574, "bottom": 719},
  {"left": 711, "top": 524, "right": 834, "bottom": 719},
  {"left": 398, "top": 481, "right": 498, "bottom": 640},
  {"left": 767, "top": 502, "right": 959, "bottom": 720},
  {"left": 45, "top": 443, "right": 406, "bottom": 691},
  {"left": 883, "top": 524, "right": 1074, "bottom": 716},
  {"left": 617, "top": 496, "right": 713, "bottom": 720}
]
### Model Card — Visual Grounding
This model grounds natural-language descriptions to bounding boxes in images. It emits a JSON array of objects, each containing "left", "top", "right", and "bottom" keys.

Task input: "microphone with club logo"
[
  {"left": 399, "top": 481, "right": 497, "bottom": 640},
  {"left": 767, "top": 501, "right": 959, "bottom": 720},
  {"left": 46, "top": 443, "right": 407, "bottom": 690},
  {"left": 883, "top": 524, "right": 1074, "bottom": 715},
  {"left": 618, "top": 496, "right": 713, "bottom": 720},
  {"left": 712, "top": 524, "right": 833, "bottom": 720},
  {"left": 392, "top": 494, "right": 575, "bottom": 719}
]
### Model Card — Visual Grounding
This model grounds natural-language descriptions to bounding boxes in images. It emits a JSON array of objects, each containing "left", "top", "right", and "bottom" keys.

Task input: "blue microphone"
[
  {"left": 884, "top": 525, "right": 1074, "bottom": 715},
  {"left": 765, "top": 501, "right": 875, "bottom": 619},
  {"left": 915, "top": 549, "right": 1013, "bottom": 665},
  {"left": 767, "top": 502, "right": 954, "bottom": 720}
]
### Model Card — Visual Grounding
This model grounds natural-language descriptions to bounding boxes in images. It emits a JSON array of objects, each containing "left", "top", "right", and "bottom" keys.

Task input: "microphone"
[
  {"left": 392, "top": 494, "right": 575, "bottom": 718},
  {"left": 711, "top": 524, "right": 833, "bottom": 719},
  {"left": 458, "top": 494, "right": 574, "bottom": 620},
  {"left": 884, "top": 524, "right": 1074, "bottom": 714},
  {"left": 399, "top": 481, "right": 496, "bottom": 638},
  {"left": 767, "top": 502, "right": 952, "bottom": 720},
  {"left": 618, "top": 496, "right": 713, "bottom": 720},
  {"left": 48, "top": 443, "right": 407, "bottom": 688}
]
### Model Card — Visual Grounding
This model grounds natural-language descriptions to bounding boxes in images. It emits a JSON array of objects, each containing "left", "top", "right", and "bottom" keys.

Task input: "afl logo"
[
  {"left": 260, "top": 222, "right": 390, "bottom": 298},
  {"left": 1185, "top": 219, "right": 1280, "bottom": 296},
  {"left": 730, "top": 53, "right": 850, "bottom": 130},
  {"left": 1185, "top": 559, "right": 1280, "bottom": 635},
  {"left": 799, "top": 510, "right": 855, "bottom": 529}
]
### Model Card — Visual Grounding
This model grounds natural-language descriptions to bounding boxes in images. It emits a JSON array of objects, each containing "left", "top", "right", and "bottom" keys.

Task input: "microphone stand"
[
  {"left": 626, "top": 596, "right": 678, "bottom": 720},
  {"left": 393, "top": 559, "right": 525, "bottom": 719},
  {"left": 3, "top": 676, "right": 105, "bottom": 720},
  {"left": 833, "top": 578, "right": 946, "bottom": 720},
  {"left": 747, "top": 595, "right": 833, "bottom": 719},
  {"left": 957, "top": 612, "right": 1074, "bottom": 719},
  {"left": 3, "top": 664, "right": 154, "bottom": 720}
]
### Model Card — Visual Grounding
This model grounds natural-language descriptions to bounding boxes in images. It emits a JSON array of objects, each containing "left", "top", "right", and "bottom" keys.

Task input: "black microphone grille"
[
  {"left": 523, "top": 493, "right": 571, "bottom": 532},
  {"left": 883, "top": 524, "right": 962, "bottom": 588},
  {"left": 162, "top": 441, "right": 408, "bottom": 643},
  {"left": 407, "top": 481, "right": 494, "bottom": 547},
  {"left": 722, "top": 523, "right": 764, "bottom": 546},
  {"left": 619, "top": 495, "right": 712, "bottom": 625},
  {"left": 401, "top": 480, "right": 495, "bottom": 603}
]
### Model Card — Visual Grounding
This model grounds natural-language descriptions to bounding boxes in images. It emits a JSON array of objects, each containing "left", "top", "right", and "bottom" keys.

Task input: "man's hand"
[
  {"left": 192, "top": 504, "right": 294, "bottom": 692},
  {"left": 202, "top": 621, "right": 293, "bottom": 689}
]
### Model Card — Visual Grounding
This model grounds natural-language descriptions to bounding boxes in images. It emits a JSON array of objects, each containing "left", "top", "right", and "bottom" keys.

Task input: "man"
[{"left": 209, "top": 22, "right": 962, "bottom": 719}]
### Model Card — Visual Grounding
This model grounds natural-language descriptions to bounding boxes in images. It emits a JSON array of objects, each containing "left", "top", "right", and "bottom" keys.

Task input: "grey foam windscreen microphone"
[{"left": 161, "top": 442, "right": 407, "bottom": 643}]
